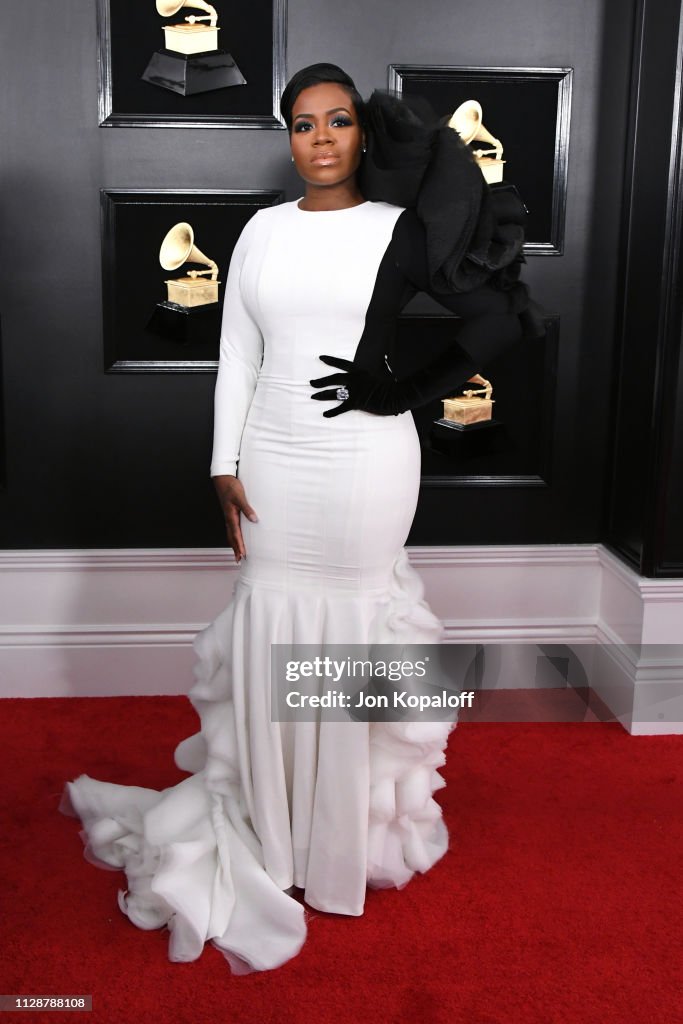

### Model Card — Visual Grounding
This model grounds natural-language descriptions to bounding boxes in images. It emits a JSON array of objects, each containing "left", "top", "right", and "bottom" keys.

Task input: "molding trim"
[
  {"left": 408, "top": 544, "right": 600, "bottom": 567},
  {"left": 599, "top": 545, "right": 683, "bottom": 599},
  {"left": 1, "top": 544, "right": 681, "bottom": 732},
  {"left": 2, "top": 625, "right": 200, "bottom": 646},
  {"left": 0, "top": 549, "right": 235, "bottom": 571},
  {"left": 0, "top": 542, "right": 602, "bottom": 572}
]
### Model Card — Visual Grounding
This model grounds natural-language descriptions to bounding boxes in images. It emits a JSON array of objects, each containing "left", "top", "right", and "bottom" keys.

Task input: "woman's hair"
[{"left": 280, "top": 63, "right": 366, "bottom": 133}]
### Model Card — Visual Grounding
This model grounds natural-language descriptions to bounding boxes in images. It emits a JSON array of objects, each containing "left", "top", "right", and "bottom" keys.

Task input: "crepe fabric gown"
[{"left": 60, "top": 199, "right": 457, "bottom": 974}]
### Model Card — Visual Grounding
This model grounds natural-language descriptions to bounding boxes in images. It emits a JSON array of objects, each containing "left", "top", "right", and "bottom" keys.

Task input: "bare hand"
[{"left": 212, "top": 475, "right": 258, "bottom": 562}]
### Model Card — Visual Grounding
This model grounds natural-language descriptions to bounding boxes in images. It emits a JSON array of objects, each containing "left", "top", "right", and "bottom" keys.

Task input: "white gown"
[{"left": 61, "top": 199, "right": 455, "bottom": 973}]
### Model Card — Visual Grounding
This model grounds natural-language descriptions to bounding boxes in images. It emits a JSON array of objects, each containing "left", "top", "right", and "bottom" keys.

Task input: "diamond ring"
[{"left": 336, "top": 386, "right": 350, "bottom": 401}]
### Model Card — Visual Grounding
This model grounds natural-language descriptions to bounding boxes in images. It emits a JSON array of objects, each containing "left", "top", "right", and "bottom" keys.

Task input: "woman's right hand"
[{"left": 212, "top": 475, "right": 259, "bottom": 563}]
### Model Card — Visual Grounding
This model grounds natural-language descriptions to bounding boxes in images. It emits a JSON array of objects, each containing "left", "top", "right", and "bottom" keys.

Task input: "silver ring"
[{"left": 336, "top": 386, "right": 350, "bottom": 401}]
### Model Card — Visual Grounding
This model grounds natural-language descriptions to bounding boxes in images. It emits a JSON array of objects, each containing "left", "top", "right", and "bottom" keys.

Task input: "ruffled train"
[{"left": 60, "top": 548, "right": 455, "bottom": 973}]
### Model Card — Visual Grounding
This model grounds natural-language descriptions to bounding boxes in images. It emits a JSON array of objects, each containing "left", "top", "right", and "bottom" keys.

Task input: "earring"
[
  {"left": 362, "top": 143, "right": 367, "bottom": 153},
  {"left": 291, "top": 155, "right": 294, "bottom": 162}
]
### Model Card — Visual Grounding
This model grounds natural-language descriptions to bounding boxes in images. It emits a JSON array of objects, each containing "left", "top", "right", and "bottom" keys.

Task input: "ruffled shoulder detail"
[{"left": 359, "top": 89, "right": 530, "bottom": 300}]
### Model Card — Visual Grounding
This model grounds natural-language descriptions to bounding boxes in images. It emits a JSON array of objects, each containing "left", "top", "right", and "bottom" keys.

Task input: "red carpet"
[{"left": 1, "top": 696, "right": 681, "bottom": 1024}]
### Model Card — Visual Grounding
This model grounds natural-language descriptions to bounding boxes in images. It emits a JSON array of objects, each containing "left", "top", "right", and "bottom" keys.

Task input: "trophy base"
[
  {"left": 475, "top": 157, "right": 506, "bottom": 185},
  {"left": 429, "top": 417, "right": 511, "bottom": 459},
  {"left": 146, "top": 301, "right": 219, "bottom": 345},
  {"left": 166, "top": 277, "right": 220, "bottom": 307},
  {"left": 163, "top": 24, "right": 219, "bottom": 55},
  {"left": 442, "top": 395, "right": 494, "bottom": 426},
  {"left": 141, "top": 49, "right": 247, "bottom": 96}
]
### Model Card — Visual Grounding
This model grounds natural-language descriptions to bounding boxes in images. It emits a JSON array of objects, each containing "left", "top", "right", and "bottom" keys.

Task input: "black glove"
[{"left": 310, "top": 347, "right": 478, "bottom": 418}]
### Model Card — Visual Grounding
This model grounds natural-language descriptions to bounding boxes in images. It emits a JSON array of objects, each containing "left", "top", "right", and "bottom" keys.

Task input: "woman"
[{"left": 60, "top": 64, "right": 533, "bottom": 974}]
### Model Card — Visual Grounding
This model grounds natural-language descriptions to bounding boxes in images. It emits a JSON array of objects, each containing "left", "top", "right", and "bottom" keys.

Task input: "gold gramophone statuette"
[
  {"left": 442, "top": 375, "right": 494, "bottom": 426},
  {"left": 448, "top": 101, "right": 505, "bottom": 185},
  {"left": 157, "top": 0, "right": 220, "bottom": 54},
  {"left": 160, "top": 222, "right": 220, "bottom": 308},
  {"left": 142, "top": 0, "right": 246, "bottom": 96}
]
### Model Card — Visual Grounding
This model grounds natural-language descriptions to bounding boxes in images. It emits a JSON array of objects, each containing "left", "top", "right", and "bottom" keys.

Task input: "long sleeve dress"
[{"left": 60, "top": 197, "right": 500, "bottom": 974}]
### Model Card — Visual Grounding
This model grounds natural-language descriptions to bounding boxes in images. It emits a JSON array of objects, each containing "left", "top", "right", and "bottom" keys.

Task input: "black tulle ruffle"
[{"left": 359, "top": 90, "right": 530, "bottom": 304}]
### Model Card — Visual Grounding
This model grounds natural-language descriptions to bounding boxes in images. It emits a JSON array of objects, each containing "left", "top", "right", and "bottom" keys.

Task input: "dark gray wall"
[{"left": 0, "top": 0, "right": 634, "bottom": 548}]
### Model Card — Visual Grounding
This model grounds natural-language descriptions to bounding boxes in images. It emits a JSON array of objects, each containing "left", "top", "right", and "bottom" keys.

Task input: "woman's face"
[{"left": 289, "top": 82, "right": 365, "bottom": 191}]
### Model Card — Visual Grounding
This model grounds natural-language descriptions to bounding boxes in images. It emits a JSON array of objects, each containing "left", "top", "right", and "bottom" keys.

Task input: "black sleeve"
[
  {"left": 353, "top": 209, "right": 512, "bottom": 373},
  {"left": 386, "top": 209, "right": 524, "bottom": 410},
  {"left": 392, "top": 208, "right": 519, "bottom": 319},
  {"left": 340, "top": 208, "right": 530, "bottom": 417}
]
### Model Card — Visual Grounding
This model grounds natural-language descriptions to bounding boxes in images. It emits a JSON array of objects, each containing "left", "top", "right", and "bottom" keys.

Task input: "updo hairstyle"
[{"left": 280, "top": 63, "right": 367, "bottom": 134}]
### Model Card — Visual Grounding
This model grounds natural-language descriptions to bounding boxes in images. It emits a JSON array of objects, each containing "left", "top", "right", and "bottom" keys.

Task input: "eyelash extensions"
[{"left": 294, "top": 116, "right": 353, "bottom": 132}]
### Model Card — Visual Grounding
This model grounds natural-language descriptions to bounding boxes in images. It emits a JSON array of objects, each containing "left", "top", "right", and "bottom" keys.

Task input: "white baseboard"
[
  {"left": 1, "top": 545, "right": 681, "bottom": 733},
  {"left": 0, "top": 549, "right": 236, "bottom": 697}
]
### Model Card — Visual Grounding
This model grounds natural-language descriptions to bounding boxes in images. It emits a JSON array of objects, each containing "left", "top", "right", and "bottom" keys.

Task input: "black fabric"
[
  {"left": 359, "top": 90, "right": 531, "bottom": 300},
  {"left": 310, "top": 209, "right": 534, "bottom": 418},
  {"left": 358, "top": 91, "right": 437, "bottom": 207},
  {"left": 310, "top": 90, "right": 548, "bottom": 418}
]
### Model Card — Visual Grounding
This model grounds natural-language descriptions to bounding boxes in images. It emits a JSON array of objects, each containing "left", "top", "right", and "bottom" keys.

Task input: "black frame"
[
  {"left": 390, "top": 314, "right": 559, "bottom": 488},
  {"left": 388, "top": 65, "right": 573, "bottom": 256},
  {"left": 96, "top": 0, "right": 288, "bottom": 128},
  {"left": 603, "top": 0, "right": 683, "bottom": 576},
  {"left": 101, "top": 188, "right": 283, "bottom": 372}
]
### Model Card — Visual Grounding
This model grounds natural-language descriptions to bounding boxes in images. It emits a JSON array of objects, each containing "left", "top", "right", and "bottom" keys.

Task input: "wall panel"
[{"left": 0, "top": 0, "right": 635, "bottom": 548}]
